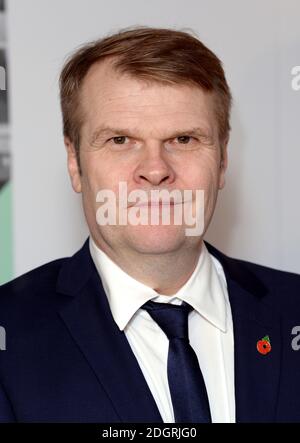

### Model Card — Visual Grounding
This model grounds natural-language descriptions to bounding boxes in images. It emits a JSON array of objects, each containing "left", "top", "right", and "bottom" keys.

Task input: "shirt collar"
[{"left": 89, "top": 237, "right": 228, "bottom": 333}]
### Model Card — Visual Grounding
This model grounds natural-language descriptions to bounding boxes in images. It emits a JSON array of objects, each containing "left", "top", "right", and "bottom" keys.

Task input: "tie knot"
[{"left": 142, "top": 300, "right": 193, "bottom": 340}]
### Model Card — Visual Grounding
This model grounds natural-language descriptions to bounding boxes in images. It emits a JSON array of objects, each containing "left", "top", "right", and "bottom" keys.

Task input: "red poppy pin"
[{"left": 257, "top": 335, "right": 271, "bottom": 355}]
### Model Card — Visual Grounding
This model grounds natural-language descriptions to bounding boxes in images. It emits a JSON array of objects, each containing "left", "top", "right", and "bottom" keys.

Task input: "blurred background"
[
  {"left": 0, "top": 0, "right": 299, "bottom": 284},
  {"left": 0, "top": 0, "right": 12, "bottom": 284}
]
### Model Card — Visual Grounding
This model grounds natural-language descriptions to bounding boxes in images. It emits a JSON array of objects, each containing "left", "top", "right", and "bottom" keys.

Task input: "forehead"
[{"left": 79, "top": 59, "right": 217, "bottom": 134}]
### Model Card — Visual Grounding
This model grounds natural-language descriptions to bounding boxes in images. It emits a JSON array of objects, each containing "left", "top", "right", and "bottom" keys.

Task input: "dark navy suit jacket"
[{"left": 1, "top": 238, "right": 300, "bottom": 422}]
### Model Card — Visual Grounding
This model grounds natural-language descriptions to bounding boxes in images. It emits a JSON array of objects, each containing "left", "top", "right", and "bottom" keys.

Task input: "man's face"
[{"left": 65, "top": 60, "right": 228, "bottom": 257}]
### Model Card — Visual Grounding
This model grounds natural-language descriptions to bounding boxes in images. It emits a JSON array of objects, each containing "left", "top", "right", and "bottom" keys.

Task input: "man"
[{"left": 1, "top": 27, "right": 300, "bottom": 423}]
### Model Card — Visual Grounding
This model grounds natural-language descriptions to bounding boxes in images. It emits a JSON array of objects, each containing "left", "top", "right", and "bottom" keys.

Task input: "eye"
[
  {"left": 176, "top": 135, "right": 191, "bottom": 144},
  {"left": 111, "top": 136, "right": 128, "bottom": 144},
  {"left": 165, "top": 134, "right": 201, "bottom": 152}
]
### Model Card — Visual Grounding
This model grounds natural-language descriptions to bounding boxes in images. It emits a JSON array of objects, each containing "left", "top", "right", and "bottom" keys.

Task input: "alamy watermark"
[
  {"left": 0, "top": 326, "right": 6, "bottom": 351},
  {"left": 291, "top": 326, "right": 300, "bottom": 350},
  {"left": 291, "top": 66, "right": 300, "bottom": 91},
  {"left": 0, "top": 66, "right": 6, "bottom": 91},
  {"left": 95, "top": 182, "right": 205, "bottom": 236}
]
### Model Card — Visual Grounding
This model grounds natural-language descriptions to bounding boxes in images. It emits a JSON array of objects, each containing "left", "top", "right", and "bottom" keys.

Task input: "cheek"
[
  {"left": 81, "top": 153, "right": 110, "bottom": 189},
  {"left": 183, "top": 157, "right": 221, "bottom": 224},
  {"left": 81, "top": 157, "right": 132, "bottom": 206},
  {"left": 184, "top": 156, "right": 220, "bottom": 193}
]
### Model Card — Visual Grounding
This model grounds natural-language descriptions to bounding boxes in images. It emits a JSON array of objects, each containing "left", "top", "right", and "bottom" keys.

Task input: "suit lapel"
[
  {"left": 205, "top": 242, "right": 282, "bottom": 422},
  {"left": 57, "top": 239, "right": 162, "bottom": 423}
]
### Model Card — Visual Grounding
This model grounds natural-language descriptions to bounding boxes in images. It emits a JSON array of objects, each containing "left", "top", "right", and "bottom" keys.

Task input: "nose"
[{"left": 133, "top": 142, "right": 176, "bottom": 187}]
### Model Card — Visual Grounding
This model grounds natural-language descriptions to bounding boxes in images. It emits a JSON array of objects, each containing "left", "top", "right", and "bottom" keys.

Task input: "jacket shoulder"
[
  {"left": 206, "top": 241, "right": 300, "bottom": 282},
  {"left": 230, "top": 254, "right": 300, "bottom": 290},
  {"left": 0, "top": 257, "right": 67, "bottom": 304},
  {"left": 206, "top": 241, "right": 300, "bottom": 313}
]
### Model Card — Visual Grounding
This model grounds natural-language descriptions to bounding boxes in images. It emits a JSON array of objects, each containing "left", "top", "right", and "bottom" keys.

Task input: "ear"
[
  {"left": 64, "top": 136, "right": 82, "bottom": 193},
  {"left": 218, "top": 136, "right": 229, "bottom": 190}
]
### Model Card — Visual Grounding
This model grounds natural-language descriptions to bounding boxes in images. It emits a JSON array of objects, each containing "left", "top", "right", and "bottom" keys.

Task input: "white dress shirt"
[{"left": 89, "top": 237, "right": 235, "bottom": 423}]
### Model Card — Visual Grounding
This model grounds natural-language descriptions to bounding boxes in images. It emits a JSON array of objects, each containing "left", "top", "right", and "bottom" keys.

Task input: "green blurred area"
[{"left": 0, "top": 181, "right": 12, "bottom": 285}]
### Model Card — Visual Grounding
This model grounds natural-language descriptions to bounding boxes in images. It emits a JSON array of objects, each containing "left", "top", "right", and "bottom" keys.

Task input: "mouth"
[
  {"left": 130, "top": 200, "right": 192, "bottom": 208},
  {"left": 135, "top": 201, "right": 175, "bottom": 207}
]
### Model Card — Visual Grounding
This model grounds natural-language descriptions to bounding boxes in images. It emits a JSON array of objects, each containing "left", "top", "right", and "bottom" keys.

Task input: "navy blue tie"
[{"left": 142, "top": 300, "right": 212, "bottom": 423}]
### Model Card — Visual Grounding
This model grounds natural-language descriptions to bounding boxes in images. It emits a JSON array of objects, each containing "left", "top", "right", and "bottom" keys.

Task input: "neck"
[{"left": 92, "top": 236, "right": 203, "bottom": 295}]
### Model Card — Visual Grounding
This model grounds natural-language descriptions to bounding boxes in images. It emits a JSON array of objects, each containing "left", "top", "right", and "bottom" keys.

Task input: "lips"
[{"left": 134, "top": 201, "right": 179, "bottom": 208}]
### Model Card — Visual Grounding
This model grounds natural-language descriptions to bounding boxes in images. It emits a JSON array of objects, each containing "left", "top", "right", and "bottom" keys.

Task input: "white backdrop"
[{"left": 6, "top": 0, "right": 300, "bottom": 277}]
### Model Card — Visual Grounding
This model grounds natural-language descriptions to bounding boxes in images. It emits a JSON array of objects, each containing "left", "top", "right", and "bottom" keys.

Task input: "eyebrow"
[{"left": 90, "top": 125, "right": 213, "bottom": 144}]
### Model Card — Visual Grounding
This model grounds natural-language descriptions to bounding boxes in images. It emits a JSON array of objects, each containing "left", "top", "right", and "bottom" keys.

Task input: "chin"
[{"left": 124, "top": 224, "right": 189, "bottom": 254}]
